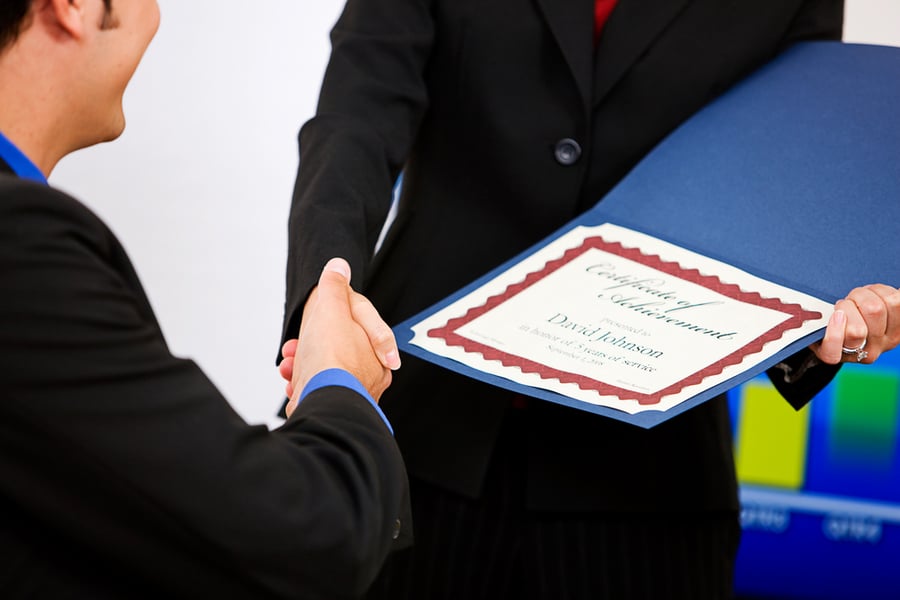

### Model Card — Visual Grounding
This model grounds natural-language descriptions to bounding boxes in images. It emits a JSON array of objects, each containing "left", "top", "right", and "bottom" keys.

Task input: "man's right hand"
[{"left": 282, "top": 258, "right": 400, "bottom": 415}]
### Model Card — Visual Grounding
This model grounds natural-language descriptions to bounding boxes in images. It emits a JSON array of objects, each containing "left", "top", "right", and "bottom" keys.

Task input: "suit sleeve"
[
  {"left": 281, "top": 0, "right": 435, "bottom": 350},
  {"left": 0, "top": 182, "right": 409, "bottom": 600}
]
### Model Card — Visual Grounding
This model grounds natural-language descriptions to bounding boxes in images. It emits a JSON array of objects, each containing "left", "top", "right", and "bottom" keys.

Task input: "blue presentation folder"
[{"left": 395, "top": 42, "right": 900, "bottom": 428}]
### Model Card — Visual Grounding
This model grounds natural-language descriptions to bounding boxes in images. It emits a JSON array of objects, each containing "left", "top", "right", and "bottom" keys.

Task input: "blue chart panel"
[{"left": 729, "top": 351, "right": 900, "bottom": 600}]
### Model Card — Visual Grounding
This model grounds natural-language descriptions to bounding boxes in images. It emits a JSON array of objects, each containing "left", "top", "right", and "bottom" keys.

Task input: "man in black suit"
[
  {"left": 0, "top": 1, "right": 409, "bottom": 598},
  {"left": 281, "top": 0, "right": 900, "bottom": 598}
]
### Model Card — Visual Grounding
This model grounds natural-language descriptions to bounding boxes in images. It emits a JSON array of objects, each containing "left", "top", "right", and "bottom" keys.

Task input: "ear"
[{"left": 44, "top": 0, "right": 88, "bottom": 40}]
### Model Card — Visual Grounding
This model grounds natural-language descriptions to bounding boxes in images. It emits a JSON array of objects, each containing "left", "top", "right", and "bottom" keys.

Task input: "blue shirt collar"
[{"left": 0, "top": 130, "right": 48, "bottom": 185}]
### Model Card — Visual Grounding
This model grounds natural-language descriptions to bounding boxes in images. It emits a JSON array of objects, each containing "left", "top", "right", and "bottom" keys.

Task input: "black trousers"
[{"left": 367, "top": 411, "right": 740, "bottom": 600}]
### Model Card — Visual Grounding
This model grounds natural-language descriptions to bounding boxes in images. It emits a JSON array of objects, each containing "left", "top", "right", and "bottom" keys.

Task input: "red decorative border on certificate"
[{"left": 427, "top": 236, "right": 822, "bottom": 406}]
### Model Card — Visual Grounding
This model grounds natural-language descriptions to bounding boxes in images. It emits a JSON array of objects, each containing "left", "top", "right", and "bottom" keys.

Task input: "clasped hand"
[{"left": 279, "top": 258, "right": 401, "bottom": 416}]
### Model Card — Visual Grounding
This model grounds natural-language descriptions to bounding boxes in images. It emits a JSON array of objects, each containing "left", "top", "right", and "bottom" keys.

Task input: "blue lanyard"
[{"left": 0, "top": 130, "right": 47, "bottom": 184}]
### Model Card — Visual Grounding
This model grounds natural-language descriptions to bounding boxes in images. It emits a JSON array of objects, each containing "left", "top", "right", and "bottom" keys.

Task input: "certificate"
[
  {"left": 394, "top": 42, "right": 900, "bottom": 427},
  {"left": 408, "top": 224, "right": 831, "bottom": 416}
]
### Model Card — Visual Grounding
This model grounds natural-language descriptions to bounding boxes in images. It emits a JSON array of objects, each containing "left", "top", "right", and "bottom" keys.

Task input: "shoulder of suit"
[{"left": 0, "top": 172, "right": 114, "bottom": 242}]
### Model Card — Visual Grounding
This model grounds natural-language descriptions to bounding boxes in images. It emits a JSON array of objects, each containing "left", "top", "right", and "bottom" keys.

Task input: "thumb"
[
  {"left": 322, "top": 257, "right": 351, "bottom": 281},
  {"left": 314, "top": 258, "right": 354, "bottom": 318}
]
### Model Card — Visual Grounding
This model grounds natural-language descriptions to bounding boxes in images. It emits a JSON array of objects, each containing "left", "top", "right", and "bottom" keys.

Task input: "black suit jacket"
[
  {"left": 0, "top": 164, "right": 410, "bottom": 599},
  {"left": 282, "top": 0, "right": 843, "bottom": 510}
]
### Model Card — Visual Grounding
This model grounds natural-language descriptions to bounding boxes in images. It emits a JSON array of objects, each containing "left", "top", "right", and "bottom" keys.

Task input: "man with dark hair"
[{"left": 1, "top": 2, "right": 409, "bottom": 598}]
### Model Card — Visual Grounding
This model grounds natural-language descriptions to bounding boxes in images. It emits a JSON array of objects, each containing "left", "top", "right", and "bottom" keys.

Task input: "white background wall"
[{"left": 50, "top": 1, "right": 900, "bottom": 427}]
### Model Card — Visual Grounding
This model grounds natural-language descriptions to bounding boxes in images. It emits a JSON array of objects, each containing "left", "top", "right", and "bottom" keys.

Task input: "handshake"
[{"left": 279, "top": 258, "right": 402, "bottom": 416}]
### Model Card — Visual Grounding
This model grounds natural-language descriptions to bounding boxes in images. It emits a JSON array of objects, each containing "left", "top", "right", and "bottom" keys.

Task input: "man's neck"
[{"left": 0, "top": 38, "right": 80, "bottom": 177}]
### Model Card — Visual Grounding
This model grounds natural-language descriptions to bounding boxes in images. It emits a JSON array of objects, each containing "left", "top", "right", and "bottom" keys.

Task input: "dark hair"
[
  {"left": 1, "top": 0, "right": 115, "bottom": 52},
  {"left": 0, "top": 0, "right": 31, "bottom": 53}
]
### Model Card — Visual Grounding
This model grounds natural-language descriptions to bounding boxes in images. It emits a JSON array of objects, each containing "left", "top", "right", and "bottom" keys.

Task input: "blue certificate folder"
[{"left": 394, "top": 42, "right": 900, "bottom": 428}]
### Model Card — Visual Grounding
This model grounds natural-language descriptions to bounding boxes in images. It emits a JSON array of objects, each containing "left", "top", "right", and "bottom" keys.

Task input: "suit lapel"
[
  {"left": 534, "top": 0, "right": 595, "bottom": 111},
  {"left": 592, "top": 0, "right": 691, "bottom": 105}
]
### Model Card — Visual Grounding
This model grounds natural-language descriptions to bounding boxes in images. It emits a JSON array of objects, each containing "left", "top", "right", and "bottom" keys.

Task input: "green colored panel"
[{"left": 830, "top": 368, "right": 899, "bottom": 469}]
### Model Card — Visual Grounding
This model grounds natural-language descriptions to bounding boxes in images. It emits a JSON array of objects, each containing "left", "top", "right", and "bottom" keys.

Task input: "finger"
[
  {"left": 278, "top": 356, "right": 294, "bottom": 383},
  {"left": 880, "top": 286, "right": 900, "bottom": 351},
  {"left": 832, "top": 295, "right": 868, "bottom": 360},
  {"left": 284, "top": 397, "right": 298, "bottom": 418},
  {"left": 323, "top": 257, "right": 352, "bottom": 282},
  {"left": 297, "top": 287, "right": 321, "bottom": 352},
  {"left": 815, "top": 309, "right": 847, "bottom": 364},
  {"left": 350, "top": 291, "right": 401, "bottom": 370},
  {"left": 847, "top": 286, "right": 886, "bottom": 342},
  {"left": 313, "top": 258, "right": 354, "bottom": 320},
  {"left": 864, "top": 284, "right": 900, "bottom": 342},
  {"left": 281, "top": 339, "right": 298, "bottom": 360}
]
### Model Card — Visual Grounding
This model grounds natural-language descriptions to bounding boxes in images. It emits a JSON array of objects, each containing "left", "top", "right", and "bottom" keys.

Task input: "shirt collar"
[{"left": 0, "top": 130, "right": 48, "bottom": 185}]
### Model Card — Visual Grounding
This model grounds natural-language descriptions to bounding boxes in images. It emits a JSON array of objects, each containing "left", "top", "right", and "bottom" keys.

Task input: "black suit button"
[
  {"left": 392, "top": 519, "right": 401, "bottom": 540},
  {"left": 554, "top": 138, "right": 582, "bottom": 166}
]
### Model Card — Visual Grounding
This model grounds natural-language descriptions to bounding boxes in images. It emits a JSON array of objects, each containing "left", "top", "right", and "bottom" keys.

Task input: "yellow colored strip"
[{"left": 735, "top": 381, "right": 810, "bottom": 490}]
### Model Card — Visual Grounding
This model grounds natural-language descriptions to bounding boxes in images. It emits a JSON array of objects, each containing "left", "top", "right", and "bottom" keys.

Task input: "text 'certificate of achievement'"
[{"left": 409, "top": 224, "right": 831, "bottom": 419}]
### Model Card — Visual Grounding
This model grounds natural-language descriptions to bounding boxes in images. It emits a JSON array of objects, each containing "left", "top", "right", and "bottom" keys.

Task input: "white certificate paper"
[{"left": 409, "top": 224, "right": 832, "bottom": 416}]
